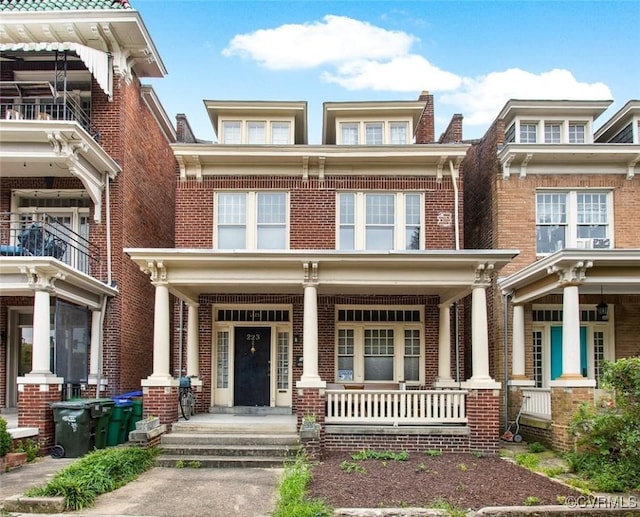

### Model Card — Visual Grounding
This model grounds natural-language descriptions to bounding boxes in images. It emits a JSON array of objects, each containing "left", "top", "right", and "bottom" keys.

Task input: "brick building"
[
  {"left": 463, "top": 99, "right": 640, "bottom": 451},
  {"left": 0, "top": 0, "right": 176, "bottom": 451},
  {"left": 127, "top": 94, "right": 517, "bottom": 454}
]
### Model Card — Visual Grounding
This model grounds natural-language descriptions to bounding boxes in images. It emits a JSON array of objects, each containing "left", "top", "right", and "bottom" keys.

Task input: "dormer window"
[
  {"left": 220, "top": 119, "right": 293, "bottom": 144},
  {"left": 271, "top": 122, "right": 291, "bottom": 144},
  {"left": 569, "top": 123, "right": 586, "bottom": 143},
  {"left": 390, "top": 122, "right": 408, "bottom": 144},
  {"left": 341, "top": 123, "right": 359, "bottom": 145},
  {"left": 365, "top": 123, "right": 383, "bottom": 145},
  {"left": 247, "top": 121, "right": 265, "bottom": 144},
  {"left": 222, "top": 121, "right": 241, "bottom": 144},
  {"left": 544, "top": 123, "right": 561, "bottom": 143},
  {"left": 338, "top": 121, "right": 410, "bottom": 145},
  {"left": 520, "top": 123, "right": 537, "bottom": 143}
]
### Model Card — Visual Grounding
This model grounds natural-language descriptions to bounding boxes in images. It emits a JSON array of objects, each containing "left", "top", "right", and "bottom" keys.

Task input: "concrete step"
[
  {"left": 159, "top": 443, "right": 299, "bottom": 457},
  {"left": 161, "top": 432, "right": 300, "bottom": 446},
  {"left": 155, "top": 454, "right": 294, "bottom": 469},
  {"left": 171, "top": 420, "right": 297, "bottom": 434}
]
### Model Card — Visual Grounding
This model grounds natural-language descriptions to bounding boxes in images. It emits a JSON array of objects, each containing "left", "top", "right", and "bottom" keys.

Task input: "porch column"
[
  {"left": 31, "top": 288, "right": 53, "bottom": 375},
  {"left": 435, "top": 304, "right": 455, "bottom": 387},
  {"left": 150, "top": 282, "right": 171, "bottom": 379},
  {"left": 186, "top": 302, "right": 200, "bottom": 377},
  {"left": 462, "top": 264, "right": 500, "bottom": 389},
  {"left": 297, "top": 262, "right": 325, "bottom": 388},
  {"left": 561, "top": 285, "right": 582, "bottom": 379},
  {"left": 87, "top": 308, "right": 106, "bottom": 394},
  {"left": 511, "top": 304, "right": 526, "bottom": 379}
]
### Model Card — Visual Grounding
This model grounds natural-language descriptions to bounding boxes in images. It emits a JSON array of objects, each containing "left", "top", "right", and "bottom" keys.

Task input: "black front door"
[{"left": 234, "top": 327, "right": 271, "bottom": 406}]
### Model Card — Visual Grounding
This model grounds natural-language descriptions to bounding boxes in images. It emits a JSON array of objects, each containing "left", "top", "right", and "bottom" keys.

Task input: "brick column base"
[
  {"left": 297, "top": 387, "right": 325, "bottom": 459},
  {"left": 17, "top": 381, "right": 63, "bottom": 454},
  {"left": 142, "top": 385, "right": 179, "bottom": 428},
  {"left": 466, "top": 388, "right": 501, "bottom": 455},
  {"left": 551, "top": 386, "right": 594, "bottom": 453}
]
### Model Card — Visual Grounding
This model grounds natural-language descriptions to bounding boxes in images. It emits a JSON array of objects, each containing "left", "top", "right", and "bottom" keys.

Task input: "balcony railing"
[
  {"left": 521, "top": 388, "right": 551, "bottom": 420},
  {"left": 1, "top": 81, "right": 98, "bottom": 140},
  {"left": 326, "top": 389, "right": 468, "bottom": 425},
  {"left": 0, "top": 212, "right": 103, "bottom": 280}
]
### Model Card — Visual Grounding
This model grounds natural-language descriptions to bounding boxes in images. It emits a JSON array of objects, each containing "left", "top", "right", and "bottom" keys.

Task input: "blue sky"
[{"left": 135, "top": 1, "right": 639, "bottom": 144}]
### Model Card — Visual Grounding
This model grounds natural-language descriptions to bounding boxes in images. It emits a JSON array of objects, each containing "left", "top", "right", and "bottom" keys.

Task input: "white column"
[
  {"left": 436, "top": 304, "right": 454, "bottom": 385},
  {"left": 186, "top": 303, "right": 200, "bottom": 377},
  {"left": 88, "top": 309, "right": 101, "bottom": 379},
  {"left": 512, "top": 304, "right": 526, "bottom": 378},
  {"left": 150, "top": 283, "right": 171, "bottom": 379},
  {"left": 297, "top": 282, "right": 325, "bottom": 387},
  {"left": 462, "top": 284, "right": 500, "bottom": 388},
  {"left": 30, "top": 288, "right": 52, "bottom": 375},
  {"left": 561, "top": 284, "right": 582, "bottom": 378}
]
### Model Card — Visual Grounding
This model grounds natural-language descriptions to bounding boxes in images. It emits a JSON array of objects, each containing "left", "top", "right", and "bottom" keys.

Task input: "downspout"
[
  {"left": 503, "top": 290, "right": 512, "bottom": 431},
  {"left": 105, "top": 174, "right": 113, "bottom": 287},
  {"left": 96, "top": 294, "right": 108, "bottom": 396},
  {"left": 448, "top": 160, "right": 460, "bottom": 251}
]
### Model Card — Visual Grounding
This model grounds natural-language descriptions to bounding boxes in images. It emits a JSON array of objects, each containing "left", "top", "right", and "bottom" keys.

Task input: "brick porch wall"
[
  {"left": 142, "top": 386, "right": 179, "bottom": 428},
  {"left": 17, "top": 382, "right": 62, "bottom": 453},
  {"left": 551, "top": 386, "right": 595, "bottom": 453}
]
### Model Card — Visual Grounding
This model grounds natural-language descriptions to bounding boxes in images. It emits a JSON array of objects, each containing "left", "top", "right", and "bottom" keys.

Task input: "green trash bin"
[
  {"left": 128, "top": 397, "right": 143, "bottom": 434},
  {"left": 107, "top": 399, "right": 133, "bottom": 446},
  {"left": 50, "top": 398, "right": 113, "bottom": 458},
  {"left": 92, "top": 398, "right": 114, "bottom": 450}
]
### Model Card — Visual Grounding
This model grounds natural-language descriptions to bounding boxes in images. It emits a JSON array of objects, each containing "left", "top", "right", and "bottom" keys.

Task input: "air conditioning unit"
[
  {"left": 576, "top": 238, "right": 593, "bottom": 248},
  {"left": 593, "top": 238, "right": 611, "bottom": 249}
]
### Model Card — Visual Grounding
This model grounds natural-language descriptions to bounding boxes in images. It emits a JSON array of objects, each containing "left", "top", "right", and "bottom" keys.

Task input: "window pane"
[
  {"left": 257, "top": 226, "right": 285, "bottom": 249},
  {"left": 405, "top": 194, "right": 420, "bottom": 250},
  {"left": 218, "top": 227, "right": 246, "bottom": 249},
  {"left": 277, "top": 332, "right": 289, "bottom": 390},
  {"left": 339, "top": 193, "right": 355, "bottom": 250},
  {"left": 390, "top": 122, "right": 408, "bottom": 144},
  {"left": 218, "top": 194, "right": 246, "bottom": 249},
  {"left": 536, "top": 193, "right": 566, "bottom": 253},
  {"left": 222, "top": 121, "right": 241, "bottom": 144},
  {"left": 257, "top": 193, "right": 286, "bottom": 249},
  {"left": 366, "top": 194, "right": 394, "bottom": 250},
  {"left": 569, "top": 124, "right": 585, "bottom": 143},
  {"left": 364, "top": 357, "right": 394, "bottom": 380},
  {"left": 271, "top": 122, "right": 290, "bottom": 144},
  {"left": 247, "top": 121, "right": 265, "bottom": 144},
  {"left": 520, "top": 124, "right": 537, "bottom": 143},
  {"left": 340, "top": 228, "right": 355, "bottom": 250},
  {"left": 404, "top": 357, "right": 419, "bottom": 382},
  {"left": 403, "top": 329, "right": 420, "bottom": 381},
  {"left": 365, "top": 123, "right": 383, "bottom": 145},
  {"left": 216, "top": 331, "right": 229, "bottom": 388},
  {"left": 544, "top": 124, "right": 561, "bottom": 143},
  {"left": 341, "top": 123, "right": 358, "bottom": 145},
  {"left": 338, "top": 329, "right": 354, "bottom": 381},
  {"left": 364, "top": 326, "right": 395, "bottom": 381}
]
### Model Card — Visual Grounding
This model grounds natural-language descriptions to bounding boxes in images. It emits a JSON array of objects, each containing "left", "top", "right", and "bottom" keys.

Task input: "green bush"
[
  {"left": 569, "top": 358, "right": 640, "bottom": 492},
  {"left": 26, "top": 446, "right": 158, "bottom": 510},
  {"left": 12, "top": 438, "right": 40, "bottom": 462},
  {"left": 0, "top": 417, "right": 13, "bottom": 458}
]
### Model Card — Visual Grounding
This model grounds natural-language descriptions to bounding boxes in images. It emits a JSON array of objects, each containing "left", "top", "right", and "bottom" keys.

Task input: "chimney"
[{"left": 415, "top": 91, "right": 434, "bottom": 144}]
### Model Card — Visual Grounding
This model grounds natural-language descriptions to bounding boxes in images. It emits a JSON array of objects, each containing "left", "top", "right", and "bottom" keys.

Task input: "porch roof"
[
  {"left": 498, "top": 248, "right": 640, "bottom": 304},
  {"left": 125, "top": 248, "right": 519, "bottom": 306}
]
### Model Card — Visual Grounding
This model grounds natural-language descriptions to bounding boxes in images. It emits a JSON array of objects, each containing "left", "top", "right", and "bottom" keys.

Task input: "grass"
[
  {"left": 272, "top": 453, "right": 333, "bottom": 517},
  {"left": 25, "top": 446, "right": 158, "bottom": 510}
]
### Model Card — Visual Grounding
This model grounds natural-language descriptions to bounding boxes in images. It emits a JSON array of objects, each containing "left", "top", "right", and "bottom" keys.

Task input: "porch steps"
[{"left": 155, "top": 417, "right": 300, "bottom": 468}]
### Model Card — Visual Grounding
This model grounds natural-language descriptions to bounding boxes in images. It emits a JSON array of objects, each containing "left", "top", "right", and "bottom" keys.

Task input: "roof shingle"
[{"left": 0, "top": 0, "right": 131, "bottom": 11}]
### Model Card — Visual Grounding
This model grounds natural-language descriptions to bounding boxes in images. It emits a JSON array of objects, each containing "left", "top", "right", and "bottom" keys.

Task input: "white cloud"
[
  {"left": 222, "top": 15, "right": 416, "bottom": 70},
  {"left": 321, "top": 55, "right": 462, "bottom": 92},
  {"left": 441, "top": 68, "right": 612, "bottom": 126}
]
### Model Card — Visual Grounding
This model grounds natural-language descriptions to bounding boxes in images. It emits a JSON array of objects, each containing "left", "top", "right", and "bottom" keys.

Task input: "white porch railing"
[
  {"left": 521, "top": 388, "right": 551, "bottom": 420},
  {"left": 325, "top": 389, "right": 468, "bottom": 425}
]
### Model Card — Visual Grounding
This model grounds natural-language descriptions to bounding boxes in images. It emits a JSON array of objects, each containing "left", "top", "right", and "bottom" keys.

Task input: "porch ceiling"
[
  {"left": 498, "top": 249, "right": 640, "bottom": 304},
  {"left": 125, "top": 248, "right": 519, "bottom": 305},
  {"left": 0, "top": 257, "right": 117, "bottom": 310},
  {"left": 0, "top": 120, "right": 121, "bottom": 221}
]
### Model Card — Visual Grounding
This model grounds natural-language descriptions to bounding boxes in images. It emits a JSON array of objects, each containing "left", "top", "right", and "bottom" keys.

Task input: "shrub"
[
  {"left": 569, "top": 358, "right": 640, "bottom": 492},
  {"left": 12, "top": 438, "right": 40, "bottom": 462},
  {"left": 0, "top": 417, "right": 12, "bottom": 458},
  {"left": 26, "top": 446, "right": 158, "bottom": 510}
]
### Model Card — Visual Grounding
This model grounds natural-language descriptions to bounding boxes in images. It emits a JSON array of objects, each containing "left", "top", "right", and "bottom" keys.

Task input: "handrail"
[{"left": 325, "top": 388, "right": 468, "bottom": 425}]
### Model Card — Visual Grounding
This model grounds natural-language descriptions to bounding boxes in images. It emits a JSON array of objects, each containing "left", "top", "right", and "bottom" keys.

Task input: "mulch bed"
[{"left": 307, "top": 451, "right": 581, "bottom": 511}]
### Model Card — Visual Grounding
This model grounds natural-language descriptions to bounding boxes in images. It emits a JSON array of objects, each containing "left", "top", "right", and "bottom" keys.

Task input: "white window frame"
[
  {"left": 335, "top": 306, "right": 424, "bottom": 385},
  {"left": 215, "top": 191, "right": 289, "bottom": 250},
  {"left": 365, "top": 122, "right": 383, "bottom": 145},
  {"left": 221, "top": 120, "right": 241, "bottom": 144},
  {"left": 337, "top": 119, "right": 412, "bottom": 145},
  {"left": 535, "top": 189, "right": 613, "bottom": 255},
  {"left": 247, "top": 121, "right": 266, "bottom": 144},
  {"left": 568, "top": 123, "right": 586, "bottom": 143},
  {"left": 219, "top": 119, "right": 294, "bottom": 144},
  {"left": 520, "top": 122, "right": 538, "bottom": 143},
  {"left": 544, "top": 123, "right": 561, "bottom": 143},
  {"left": 389, "top": 122, "right": 409, "bottom": 144},
  {"left": 337, "top": 192, "right": 424, "bottom": 250}
]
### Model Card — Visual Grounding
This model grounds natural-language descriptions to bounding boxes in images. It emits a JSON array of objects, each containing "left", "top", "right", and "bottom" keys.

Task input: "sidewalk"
[{"left": 0, "top": 456, "right": 283, "bottom": 517}]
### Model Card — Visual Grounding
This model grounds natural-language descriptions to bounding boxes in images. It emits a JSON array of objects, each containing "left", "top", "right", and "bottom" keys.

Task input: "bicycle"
[{"left": 178, "top": 376, "right": 196, "bottom": 420}]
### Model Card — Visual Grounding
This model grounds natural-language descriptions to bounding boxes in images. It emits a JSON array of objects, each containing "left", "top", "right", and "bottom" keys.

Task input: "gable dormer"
[
  {"left": 499, "top": 99, "right": 612, "bottom": 145},
  {"left": 205, "top": 100, "right": 307, "bottom": 145}
]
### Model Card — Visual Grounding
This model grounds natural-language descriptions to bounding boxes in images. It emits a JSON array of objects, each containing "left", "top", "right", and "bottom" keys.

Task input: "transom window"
[
  {"left": 338, "top": 121, "right": 410, "bottom": 145},
  {"left": 338, "top": 192, "right": 422, "bottom": 250},
  {"left": 536, "top": 191, "right": 611, "bottom": 253},
  {"left": 216, "top": 192, "right": 288, "bottom": 249},
  {"left": 336, "top": 306, "right": 423, "bottom": 383}
]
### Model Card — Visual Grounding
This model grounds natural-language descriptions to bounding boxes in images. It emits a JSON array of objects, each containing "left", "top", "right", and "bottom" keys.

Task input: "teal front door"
[{"left": 550, "top": 326, "right": 587, "bottom": 380}]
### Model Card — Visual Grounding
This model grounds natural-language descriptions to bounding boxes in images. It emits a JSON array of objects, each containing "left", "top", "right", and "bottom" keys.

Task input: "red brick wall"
[
  {"left": 176, "top": 176, "right": 460, "bottom": 250},
  {"left": 324, "top": 432, "right": 470, "bottom": 453},
  {"left": 466, "top": 389, "right": 500, "bottom": 454},
  {"left": 438, "top": 114, "right": 463, "bottom": 144},
  {"left": 142, "top": 386, "right": 179, "bottom": 427},
  {"left": 415, "top": 92, "right": 434, "bottom": 144},
  {"left": 17, "top": 383, "right": 62, "bottom": 453}
]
